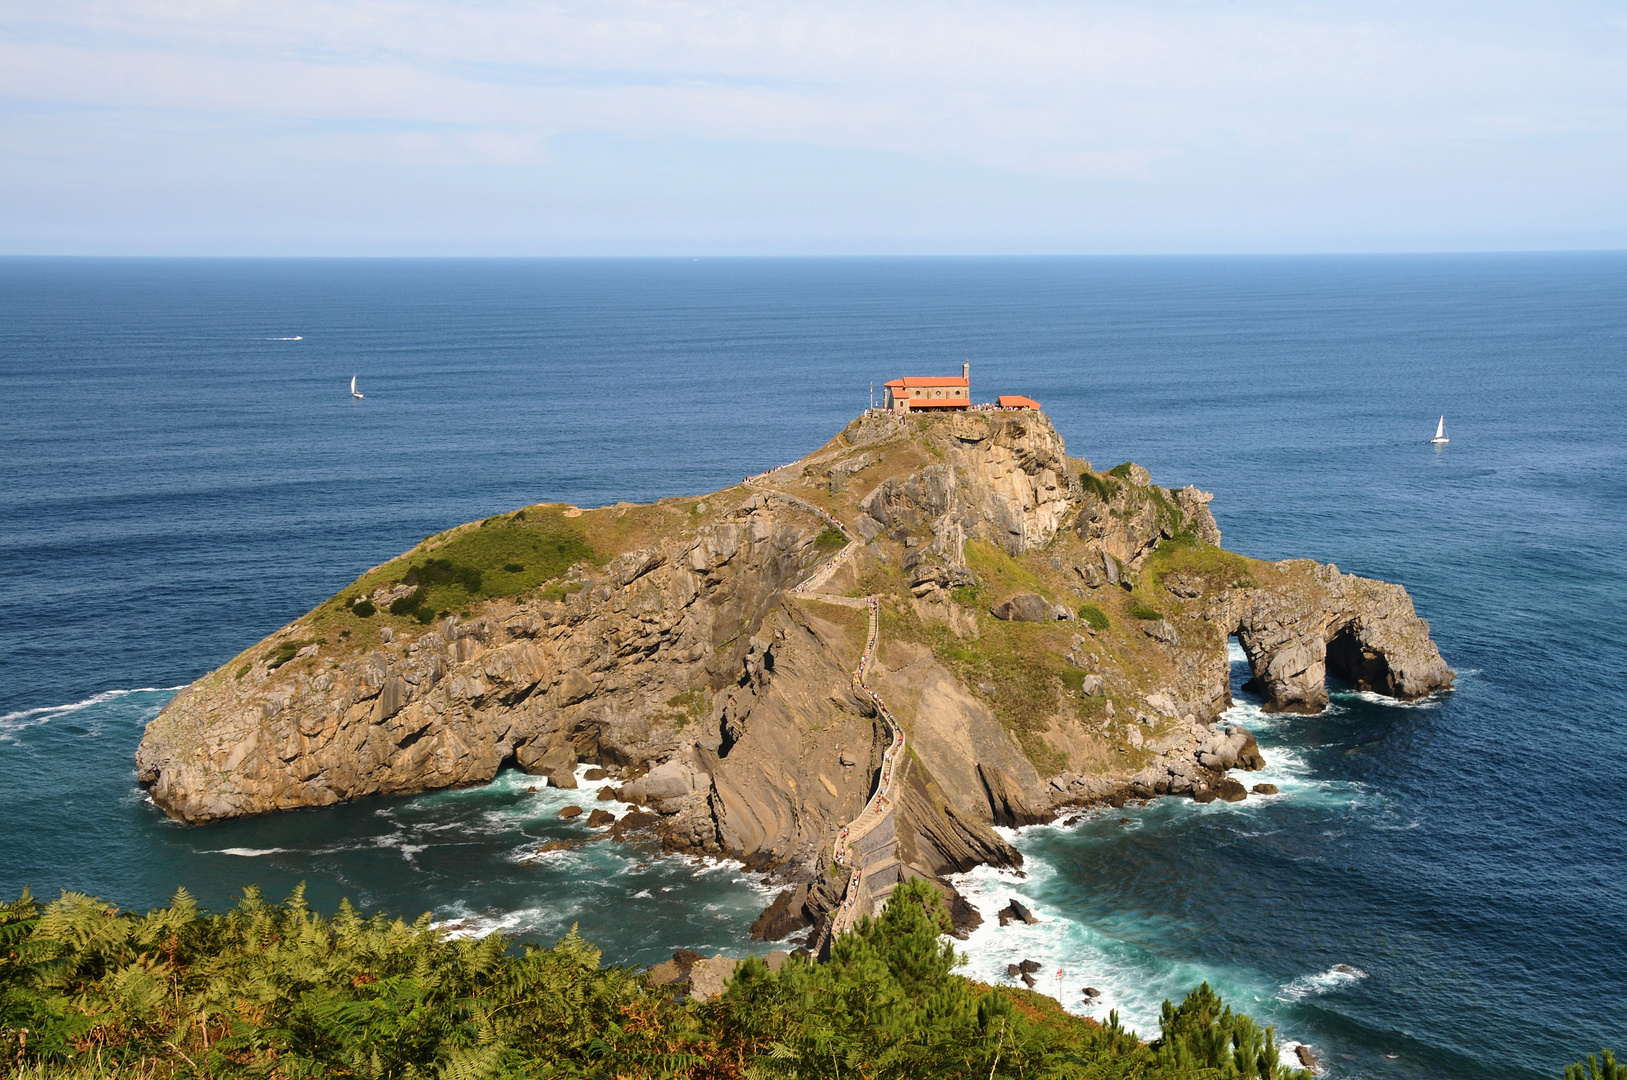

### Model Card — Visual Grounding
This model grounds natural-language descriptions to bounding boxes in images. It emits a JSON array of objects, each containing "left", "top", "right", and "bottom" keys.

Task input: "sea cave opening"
[
  {"left": 1325, "top": 624, "right": 1394, "bottom": 696},
  {"left": 1227, "top": 632, "right": 1262, "bottom": 705}
]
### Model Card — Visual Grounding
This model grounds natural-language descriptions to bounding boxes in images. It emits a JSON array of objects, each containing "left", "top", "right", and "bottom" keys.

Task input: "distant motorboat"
[
  {"left": 350, "top": 375, "right": 364, "bottom": 400},
  {"left": 1429, "top": 415, "right": 1448, "bottom": 445}
]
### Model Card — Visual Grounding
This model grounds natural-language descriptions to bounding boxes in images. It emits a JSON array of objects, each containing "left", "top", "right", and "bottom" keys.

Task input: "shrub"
[
  {"left": 349, "top": 598, "right": 376, "bottom": 618},
  {"left": 403, "top": 557, "right": 484, "bottom": 594},
  {"left": 1130, "top": 602, "right": 1164, "bottom": 621},
  {"left": 1108, "top": 461, "right": 1137, "bottom": 479},
  {"left": 267, "top": 641, "right": 301, "bottom": 669},
  {"left": 389, "top": 588, "right": 425, "bottom": 617},
  {"left": 503, "top": 562, "right": 525, "bottom": 573},
  {"left": 539, "top": 580, "right": 586, "bottom": 602},
  {"left": 1078, "top": 603, "right": 1110, "bottom": 630},
  {"left": 234, "top": 662, "right": 251, "bottom": 679},
  {"left": 814, "top": 527, "right": 847, "bottom": 553}
]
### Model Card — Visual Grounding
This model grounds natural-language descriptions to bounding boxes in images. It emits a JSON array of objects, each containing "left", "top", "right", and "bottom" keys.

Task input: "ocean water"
[{"left": 2, "top": 256, "right": 1624, "bottom": 1078}]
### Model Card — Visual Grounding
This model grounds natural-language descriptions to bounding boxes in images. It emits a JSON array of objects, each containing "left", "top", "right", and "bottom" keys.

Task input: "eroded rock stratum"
[{"left": 136, "top": 411, "right": 1452, "bottom": 937}]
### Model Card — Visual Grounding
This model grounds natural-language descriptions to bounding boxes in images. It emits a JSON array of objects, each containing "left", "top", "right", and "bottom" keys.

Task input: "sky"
[{"left": 2, "top": 1, "right": 1625, "bottom": 255}]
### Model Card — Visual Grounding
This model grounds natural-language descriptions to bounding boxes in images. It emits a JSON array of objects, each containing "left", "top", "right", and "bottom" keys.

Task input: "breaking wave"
[
  {"left": 208, "top": 847, "right": 290, "bottom": 857},
  {"left": 0, "top": 687, "right": 183, "bottom": 741},
  {"left": 1282, "top": 964, "right": 1369, "bottom": 1000}
]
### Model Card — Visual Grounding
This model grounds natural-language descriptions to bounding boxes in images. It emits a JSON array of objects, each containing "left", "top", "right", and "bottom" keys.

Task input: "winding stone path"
[{"left": 745, "top": 471, "right": 908, "bottom": 948}]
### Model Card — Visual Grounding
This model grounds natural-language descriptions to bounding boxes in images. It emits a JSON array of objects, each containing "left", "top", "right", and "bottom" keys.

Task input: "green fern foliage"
[{"left": 0, "top": 880, "right": 1593, "bottom": 1079}]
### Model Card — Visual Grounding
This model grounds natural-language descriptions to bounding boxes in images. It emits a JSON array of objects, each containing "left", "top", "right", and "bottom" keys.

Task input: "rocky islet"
[{"left": 135, "top": 409, "right": 1453, "bottom": 942}]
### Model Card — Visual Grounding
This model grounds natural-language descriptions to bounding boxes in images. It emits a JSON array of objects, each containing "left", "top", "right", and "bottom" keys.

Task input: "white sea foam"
[
  {"left": 209, "top": 847, "right": 290, "bottom": 857},
  {"left": 1282, "top": 964, "right": 1368, "bottom": 1001},
  {"left": 0, "top": 686, "right": 185, "bottom": 741},
  {"left": 952, "top": 862, "right": 1204, "bottom": 1036},
  {"left": 684, "top": 853, "right": 776, "bottom": 898},
  {"left": 951, "top": 672, "right": 1361, "bottom": 1041},
  {"left": 1278, "top": 1042, "right": 1323, "bottom": 1077},
  {"left": 434, "top": 906, "right": 552, "bottom": 940},
  {"left": 267, "top": 335, "right": 303, "bottom": 341},
  {"left": 1339, "top": 689, "right": 1444, "bottom": 709},
  {"left": 369, "top": 832, "right": 432, "bottom": 861}
]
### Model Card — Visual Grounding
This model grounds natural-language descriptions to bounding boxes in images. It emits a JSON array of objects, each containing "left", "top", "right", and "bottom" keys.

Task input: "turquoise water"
[{"left": 2, "top": 256, "right": 1624, "bottom": 1077}]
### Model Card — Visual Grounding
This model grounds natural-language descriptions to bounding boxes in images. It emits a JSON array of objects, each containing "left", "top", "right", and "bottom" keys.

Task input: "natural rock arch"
[{"left": 1222, "top": 562, "right": 1454, "bottom": 714}]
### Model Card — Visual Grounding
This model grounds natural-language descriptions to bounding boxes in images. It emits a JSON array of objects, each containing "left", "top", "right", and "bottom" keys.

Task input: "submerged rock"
[{"left": 997, "top": 898, "right": 1040, "bottom": 927}]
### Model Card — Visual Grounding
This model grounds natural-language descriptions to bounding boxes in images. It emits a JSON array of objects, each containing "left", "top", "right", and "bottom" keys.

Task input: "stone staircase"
[{"left": 744, "top": 473, "right": 909, "bottom": 953}]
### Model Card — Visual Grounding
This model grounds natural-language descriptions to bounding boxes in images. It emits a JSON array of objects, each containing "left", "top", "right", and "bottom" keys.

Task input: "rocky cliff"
[{"left": 136, "top": 410, "right": 1453, "bottom": 938}]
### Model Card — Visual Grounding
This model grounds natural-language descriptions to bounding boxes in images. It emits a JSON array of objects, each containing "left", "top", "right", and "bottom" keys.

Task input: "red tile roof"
[
  {"left": 997, "top": 395, "right": 1041, "bottom": 409},
  {"left": 885, "top": 376, "right": 969, "bottom": 389}
]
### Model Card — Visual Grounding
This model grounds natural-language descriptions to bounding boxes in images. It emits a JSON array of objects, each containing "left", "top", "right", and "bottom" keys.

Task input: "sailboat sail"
[
  {"left": 351, "top": 376, "right": 357, "bottom": 395},
  {"left": 1435, "top": 416, "right": 1445, "bottom": 440}
]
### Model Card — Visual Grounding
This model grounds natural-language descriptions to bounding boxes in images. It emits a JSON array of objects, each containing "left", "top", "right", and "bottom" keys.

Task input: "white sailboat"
[
  {"left": 350, "top": 375, "right": 364, "bottom": 400},
  {"left": 1429, "top": 415, "right": 1448, "bottom": 445}
]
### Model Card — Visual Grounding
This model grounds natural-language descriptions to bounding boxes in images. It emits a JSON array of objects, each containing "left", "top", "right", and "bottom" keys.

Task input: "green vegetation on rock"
[
  {"left": 1146, "top": 530, "right": 1259, "bottom": 593},
  {"left": 882, "top": 543, "right": 1075, "bottom": 775},
  {"left": 265, "top": 640, "right": 316, "bottom": 670},
  {"left": 0, "top": 879, "right": 1319, "bottom": 1080},
  {"left": 1077, "top": 603, "right": 1111, "bottom": 630},
  {"left": 1129, "top": 602, "right": 1164, "bottom": 621},
  {"left": 1079, "top": 470, "right": 1120, "bottom": 503},
  {"left": 392, "top": 517, "right": 594, "bottom": 611},
  {"left": 814, "top": 526, "right": 847, "bottom": 553},
  {"left": 312, "top": 511, "right": 597, "bottom": 636}
]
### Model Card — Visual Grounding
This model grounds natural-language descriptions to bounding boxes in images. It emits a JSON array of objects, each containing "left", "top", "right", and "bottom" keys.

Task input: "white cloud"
[{"left": 1, "top": 0, "right": 1623, "bottom": 251}]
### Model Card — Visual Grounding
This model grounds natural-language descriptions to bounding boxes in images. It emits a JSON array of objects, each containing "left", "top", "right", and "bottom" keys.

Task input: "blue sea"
[{"left": 2, "top": 256, "right": 1624, "bottom": 1078}]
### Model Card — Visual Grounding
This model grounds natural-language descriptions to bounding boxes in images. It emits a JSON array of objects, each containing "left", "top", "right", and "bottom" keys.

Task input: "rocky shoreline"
[{"left": 135, "top": 410, "right": 1453, "bottom": 937}]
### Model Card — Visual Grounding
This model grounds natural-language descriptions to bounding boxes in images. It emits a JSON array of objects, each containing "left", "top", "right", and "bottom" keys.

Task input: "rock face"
[
  {"left": 135, "top": 408, "right": 1453, "bottom": 936},
  {"left": 997, "top": 898, "right": 1039, "bottom": 926},
  {"left": 1077, "top": 466, "right": 1222, "bottom": 573},
  {"left": 991, "top": 593, "right": 1061, "bottom": 623},
  {"left": 857, "top": 412, "right": 1075, "bottom": 558},
  {"left": 1215, "top": 560, "right": 1456, "bottom": 714}
]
